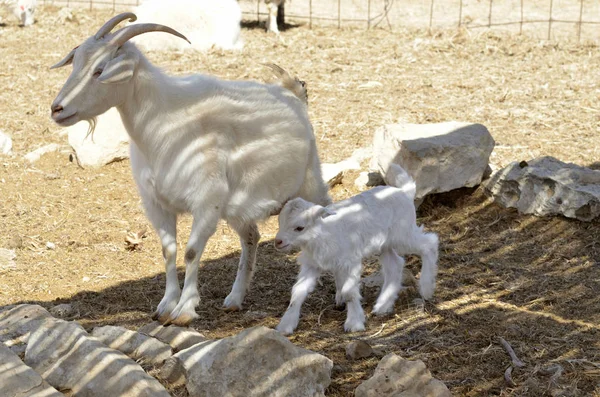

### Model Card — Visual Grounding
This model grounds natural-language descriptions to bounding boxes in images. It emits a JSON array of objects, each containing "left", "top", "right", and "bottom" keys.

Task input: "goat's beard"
[{"left": 84, "top": 117, "right": 98, "bottom": 143}]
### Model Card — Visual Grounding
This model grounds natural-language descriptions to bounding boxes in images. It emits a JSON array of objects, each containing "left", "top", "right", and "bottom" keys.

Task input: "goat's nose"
[
  {"left": 51, "top": 104, "right": 63, "bottom": 116},
  {"left": 275, "top": 239, "right": 283, "bottom": 247}
]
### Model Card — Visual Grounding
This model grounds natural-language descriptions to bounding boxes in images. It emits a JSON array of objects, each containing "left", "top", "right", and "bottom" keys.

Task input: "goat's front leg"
[
  {"left": 140, "top": 198, "right": 179, "bottom": 323},
  {"left": 223, "top": 221, "right": 260, "bottom": 311},
  {"left": 165, "top": 210, "right": 219, "bottom": 326},
  {"left": 338, "top": 265, "right": 366, "bottom": 332},
  {"left": 276, "top": 264, "right": 321, "bottom": 335}
]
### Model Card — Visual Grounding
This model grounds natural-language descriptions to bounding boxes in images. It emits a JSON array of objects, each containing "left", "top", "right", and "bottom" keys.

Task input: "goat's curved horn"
[
  {"left": 95, "top": 12, "right": 137, "bottom": 40},
  {"left": 110, "top": 23, "right": 191, "bottom": 47}
]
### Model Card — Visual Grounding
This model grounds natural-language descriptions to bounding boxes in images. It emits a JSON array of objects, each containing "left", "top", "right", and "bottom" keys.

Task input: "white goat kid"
[
  {"left": 1, "top": 0, "right": 36, "bottom": 26},
  {"left": 274, "top": 164, "right": 439, "bottom": 334},
  {"left": 50, "top": 13, "right": 330, "bottom": 326}
]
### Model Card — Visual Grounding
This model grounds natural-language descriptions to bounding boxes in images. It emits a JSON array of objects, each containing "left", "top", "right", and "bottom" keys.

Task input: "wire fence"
[{"left": 40, "top": 0, "right": 600, "bottom": 42}]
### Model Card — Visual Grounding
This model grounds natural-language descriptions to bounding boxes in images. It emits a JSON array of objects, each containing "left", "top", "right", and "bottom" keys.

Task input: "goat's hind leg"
[
  {"left": 166, "top": 210, "right": 220, "bottom": 326},
  {"left": 372, "top": 248, "right": 405, "bottom": 316},
  {"left": 338, "top": 265, "right": 366, "bottom": 332},
  {"left": 223, "top": 221, "right": 260, "bottom": 311}
]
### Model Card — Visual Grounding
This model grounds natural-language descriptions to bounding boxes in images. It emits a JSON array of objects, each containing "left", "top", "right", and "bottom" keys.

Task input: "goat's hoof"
[
  {"left": 152, "top": 311, "right": 173, "bottom": 324},
  {"left": 275, "top": 324, "right": 295, "bottom": 336},
  {"left": 166, "top": 313, "right": 196, "bottom": 327},
  {"left": 344, "top": 322, "right": 366, "bottom": 333},
  {"left": 223, "top": 293, "right": 244, "bottom": 311},
  {"left": 222, "top": 305, "right": 242, "bottom": 312}
]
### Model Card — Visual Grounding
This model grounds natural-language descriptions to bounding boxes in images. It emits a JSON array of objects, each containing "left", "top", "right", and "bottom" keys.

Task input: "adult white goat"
[
  {"left": 1, "top": 0, "right": 36, "bottom": 26},
  {"left": 274, "top": 164, "right": 439, "bottom": 334},
  {"left": 50, "top": 13, "right": 330, "bottom": 326},
  {"left": 265, "top": 0, "right": 284, "bottom": 34}
]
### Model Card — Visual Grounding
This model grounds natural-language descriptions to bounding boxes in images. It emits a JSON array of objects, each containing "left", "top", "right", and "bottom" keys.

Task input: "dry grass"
[{"left": 1, "top": 6, "right": 600, "bottom": 396}]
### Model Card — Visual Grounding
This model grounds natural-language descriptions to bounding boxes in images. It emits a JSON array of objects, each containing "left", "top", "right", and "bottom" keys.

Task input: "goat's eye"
[
  {"left": 294, "top": 226, "right": 304, "bottom": 232},
  {"left": 93, "top": 69, "right": 103, "bottom": 78}
]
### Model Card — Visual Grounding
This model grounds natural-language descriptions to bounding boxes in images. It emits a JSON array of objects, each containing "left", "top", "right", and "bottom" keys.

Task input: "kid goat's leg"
[
  {"left": 166, "top": 209, "right": 220, "bottom": 326},
  {"left": 223, "top": 221, "right": 260, "bottom": 310},
  {"left": 277, "top": 264, "right": 321, "bottom": 335},
  {"left": 373, "top": 248, "right": 405, "bottom": 315},
  {"left": 338, "top": 265, "right": 366, "bottom": 332}
]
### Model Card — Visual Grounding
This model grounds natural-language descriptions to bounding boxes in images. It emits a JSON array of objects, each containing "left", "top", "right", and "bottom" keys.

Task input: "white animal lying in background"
[
  {"left": 1, "top": 0, "right": 36, "bottom": 26},
  {"left": 132, "top": 0, "right": 242, "bottom": 51},
  {"left": 274, "top": 164, "right": 439, "bottom": 334}
]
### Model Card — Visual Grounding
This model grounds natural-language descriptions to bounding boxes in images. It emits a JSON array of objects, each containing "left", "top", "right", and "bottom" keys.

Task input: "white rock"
[
  {"left": 484, "top": 156, "right": 600, "bottom": 221},
  {"left": 160, "top": 326, "right": 333, "bottom": 397},
  {"left": 355, "top": 353, "right": 451, "bottom": 397},
  {"left": 354, "top": 171, "right": 385, "bottom": 190},
  {"left": 25, "top": 318, "right": 170, "bottom": 396},
  {"left": 67, "top": 108, "right": 130, "bottom": 168},
  {"left": 0, "top": 130, "right": 12, "bottom": 155},
  {"left": 138, "top": 321, "right": 206, "bottom": 352},
  {"left": 370, "top": 122, "right": 495, "bottom": 199},
  {"left": 46, "top": 241, "right": 56, "bottom": 250},
  {"left": 0, "top": 304, "right": 52, "bottom": 346},
  {"left": 24, "top": 143, "right": 61, "bottom": 163},
  {"left": 0, "top": 248, "right": 16, "bottom": 271},
  {"left": 0, "top": 343, "right": 63, "bottom": 397},
  {"left": 92, "top": 325, "right": 172, "bottom": 365},
  {"left": 321, "top": 159, "right": 361, "bottom": 188}
]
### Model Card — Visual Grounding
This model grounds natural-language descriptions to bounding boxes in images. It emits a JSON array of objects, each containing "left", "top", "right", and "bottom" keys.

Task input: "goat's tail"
[
  {"left": 263, "top": 63, "right": 308, "bottom": 105},
  {"left": 386, "top": 163, "right": 416, "bottom": 200},
  {"left": 416, "top": 229, "right": 439, "bottom": 300}
]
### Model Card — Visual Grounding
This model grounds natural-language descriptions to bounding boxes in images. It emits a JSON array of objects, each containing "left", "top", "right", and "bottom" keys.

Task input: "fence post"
[
  {"left": 112, "top": 0, "right": 115, "bottom": 12},
  {"left": 309, "top": 0, "right": 313, "bottom": 29},
  {"left": 488, "top": 0, "right": 493, "bottom": 28},
  {"left": 337, "top": 0, "right": 341, "bottom": 29},
  {"left": 577, "top": 0, "right": 584, "bottom": 43},
  {"left": 367, "top": 0, "right": 371, "bottom": 29},
  {"left": 256, "top": 0, "right": 260, "bottom": 24},
  {"left": 458, "top": 0, "right": 463, "bottom": 27},
  {"left": 428, "top": 0, "right": 434, "bottom": 33},
  {"left": 519, "top": 0, "right": 524, "bottom": 34},
  {"left": 547, "top": 0, "right": 553, "bottom": 40}
]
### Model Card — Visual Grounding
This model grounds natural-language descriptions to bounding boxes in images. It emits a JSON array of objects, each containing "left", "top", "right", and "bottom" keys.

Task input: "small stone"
[
  {"left": 354, "top": 171, "right": 385, "bottom": 190},
  {"left": 139, "top": 321, "right": 207, "bottom": 352},
  {"left": 346, "top": 340, "right": 374, "bottom": 360},
  {"left": 0, "top": 248, "right": 16, "bottom": 271},
  {"left": 24, "top": 143, "right": 61, "bottom": 163},
  {"left": 321, "top": 159, "right": 362, "bottom": 188},
  {"left": 82, "top": 276, "right": 90, "bottom": 282},
  {"left": 92, "top": 325, "right": 172, "bottom": 365},
  {"left": 7, "top": 235, "right": 23, "bottom": 249},
  {"left": 46, "top": 242, "right": 56, "bottom": 250},
  {"left": 243, "top": 310, "right": 269, "bottom": 320},
  {"left": 0, "top": 130, "right": 13, "bottom": 155},
  {"left": 49, "top": 303, "right": 75, "bottom": 318},
  {"left": 355, "top": 353, "right": 450, "bottom": 397}
]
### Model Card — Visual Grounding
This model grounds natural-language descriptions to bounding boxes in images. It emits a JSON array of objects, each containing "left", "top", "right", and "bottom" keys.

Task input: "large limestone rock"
[
  {"left": 160, "top": 325, "right": 333, "bottom": 397},
  {"left": 355, "top": 353, "right": 450, "bottom": 397},
  {"left": 67, "top": 107, "right": 130, "bottom": 168},
  {"left": 0, "top": 343, "right": 63, "bottom": 397},
  {"left": 0, "top": 304, "right": 53, "bottom": 346},
  {"left": 138, "top": 321, "right": 207, "bottom": 352},
  {"left": 25, "top": 317, "right": 170, "bottom": 396},
  {"left": 92, "top": 325, "right": 172, "bottom": 365},
  {"left": 484, "top": 156, "right": 600, "bottom": 221},
  {"left": 370, "top": 122, "right": 495, "bottom": 199}
]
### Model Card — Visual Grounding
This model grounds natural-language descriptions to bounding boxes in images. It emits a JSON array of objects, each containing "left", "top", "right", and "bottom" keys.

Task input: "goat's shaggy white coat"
[
  {"left": 1, "top": 0, "right": 36, "bottom": 26},
  {"left": 132, "top": 0, "right": 242, "bottom": 51},
  {"left": 50, "top": 13, "right": 330, "bottom": 326},
  {"left": 274, "top": 164, "right": 439, "bottom": 334}
]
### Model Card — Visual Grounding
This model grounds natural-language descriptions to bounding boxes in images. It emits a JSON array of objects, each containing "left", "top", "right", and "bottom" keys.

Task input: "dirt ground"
[{"left": 1, "top": 5, "right": 600, "bottom": 396}]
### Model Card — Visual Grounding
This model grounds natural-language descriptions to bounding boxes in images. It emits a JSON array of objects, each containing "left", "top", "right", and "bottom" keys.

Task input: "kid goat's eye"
[
  {"left": 294, "top": 226, "right": 304, "bottom": 232},
  {"left": 93, "top": 69, "right": 103, "bottom": 78}
]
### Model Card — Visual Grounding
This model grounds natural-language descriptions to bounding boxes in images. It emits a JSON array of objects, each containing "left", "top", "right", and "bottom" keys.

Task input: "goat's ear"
[
  {"left": 314, "top": 206, "right": 336, "bottom": 220},
  {"left": 50, "top": 46, "right": 78, "bottom": 69},
  {"left": 98, "top": 52, "right": 138, "bottom": 84}
]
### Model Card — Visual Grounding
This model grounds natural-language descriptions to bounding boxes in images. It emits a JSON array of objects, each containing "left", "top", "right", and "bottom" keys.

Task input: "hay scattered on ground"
[{"left": 1, "top": 6, "right": 599, "bottom": 396}]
